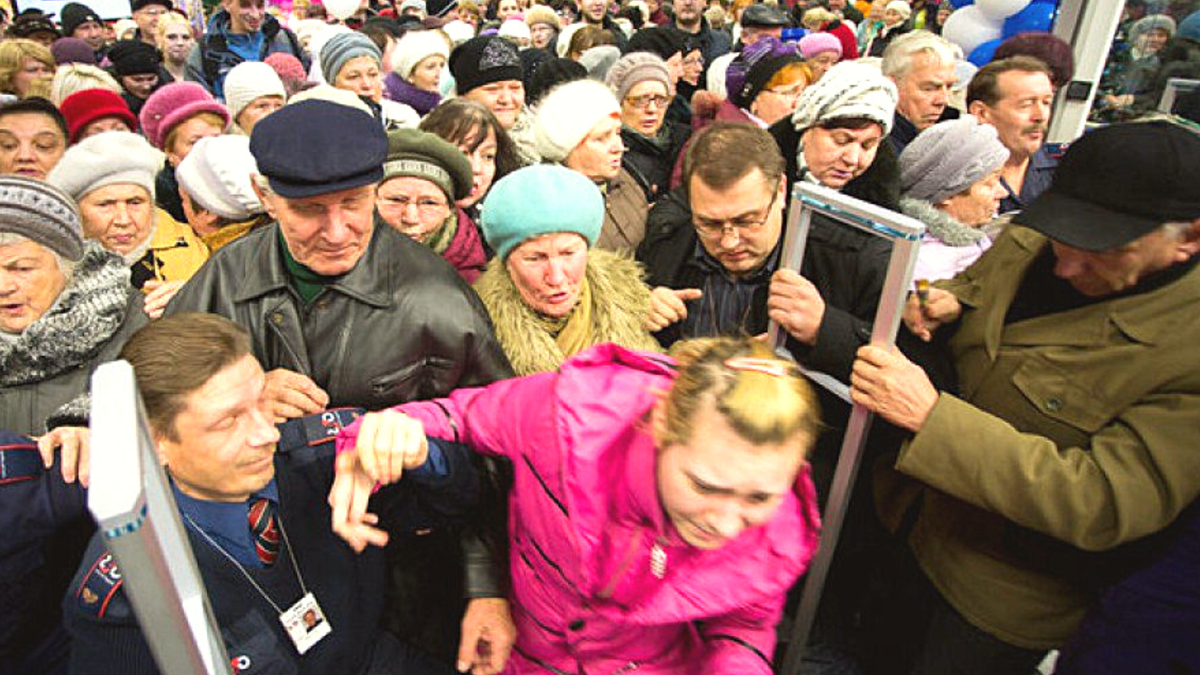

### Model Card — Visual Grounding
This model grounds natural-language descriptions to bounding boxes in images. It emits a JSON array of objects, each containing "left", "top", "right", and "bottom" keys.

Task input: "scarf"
[
  {"left": 424, "top": 213, "right": 458, "bottom": 255},
  {"left": 385, "top": 74, "right": 442, "bottom": 117},
  {"left": 552, "top": 276, "right": 594, "bottom": 359}
]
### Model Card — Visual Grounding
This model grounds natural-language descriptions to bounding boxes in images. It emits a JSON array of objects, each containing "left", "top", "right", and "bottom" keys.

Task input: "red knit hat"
[
  {"left": 138, "top": 81, "right": 231, "bottom": 150},
  {"left": 59, "top": 88, "right": 139, "bottom": 144}
]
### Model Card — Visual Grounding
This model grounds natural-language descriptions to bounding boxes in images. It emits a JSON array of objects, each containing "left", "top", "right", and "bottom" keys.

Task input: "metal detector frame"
[
  {"left": 769, "top": 183, "right": 925, "bottom": 675},
  {"left": 89, "top": 361, "right": 232, "bottom": 675}
]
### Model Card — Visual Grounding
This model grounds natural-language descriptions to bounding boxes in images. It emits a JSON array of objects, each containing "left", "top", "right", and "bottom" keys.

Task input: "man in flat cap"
[
  {"left": 849, "top": 120, "right": 1200, "bottom": 672},
  {"left": 167, "top": 99, "right": 515, "bottom": 674}
]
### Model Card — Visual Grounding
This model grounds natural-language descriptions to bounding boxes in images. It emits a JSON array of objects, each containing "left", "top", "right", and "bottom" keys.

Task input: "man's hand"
[
  {"left": 457, "top": 597, "right": 515, "bottom": 675},
  {"left": 142, "top": 280, "right": 186, "bottom": 320},
  {"left": 328, "top": 450, "right": 388, "bottom": 553},
  {"left": 37, "top": 426, "right": 91, "bottom": 487},
  {"left": 902, "top": 287, "right": 961, "bottom": 342},
  {"left": 354, "top": 410, "right": 429, "bottom": 485},
  {"left": 767, "top": 269, "right": 825, "bottom": 346},
  {"left": 645, "top": 286, "right": 701, "bottom": 332},
  {"left": 261, "top": 369, "right": 330, "bottom": 423},
  {"left": 850, "top": 345, "right": 939, "bottom": 432}
]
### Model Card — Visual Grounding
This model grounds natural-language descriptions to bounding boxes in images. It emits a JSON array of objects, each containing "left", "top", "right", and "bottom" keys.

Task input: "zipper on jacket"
[{"left": 597, "top": 526, "right": 646, "bottom": 599}]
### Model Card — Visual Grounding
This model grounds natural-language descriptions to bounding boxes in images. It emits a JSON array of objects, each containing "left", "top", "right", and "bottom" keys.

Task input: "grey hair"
[
  {"left": 0, "top": 231, "right": 76, "bottom": 281},
  {"left": 881, "top": 30, "right": 960, "bottom": 81}
]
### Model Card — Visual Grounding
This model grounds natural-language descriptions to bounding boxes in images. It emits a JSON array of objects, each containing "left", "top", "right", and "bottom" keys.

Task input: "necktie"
[{"left": 248, "top": 498, "right": 280, "bottom": 566}]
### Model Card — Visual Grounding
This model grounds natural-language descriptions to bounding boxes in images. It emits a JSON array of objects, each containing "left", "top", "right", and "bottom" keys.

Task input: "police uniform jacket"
[
  {"left": 879, "top": 226, "right": 1200, "bottom": 649},
  {"left": 63, "top": 424, "right": 481, "bottom": 675}
]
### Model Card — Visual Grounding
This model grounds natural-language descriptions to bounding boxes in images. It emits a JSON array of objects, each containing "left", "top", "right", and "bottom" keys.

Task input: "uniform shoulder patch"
[
  {"left": 0, "top": 438, "right": 42, "bottom": 485},
  {"left": 76, "top": 550, "right": 125, "bottom": 619},
  {"left": 1045, "top": 142, "right": 1070, "bottom": 159}
]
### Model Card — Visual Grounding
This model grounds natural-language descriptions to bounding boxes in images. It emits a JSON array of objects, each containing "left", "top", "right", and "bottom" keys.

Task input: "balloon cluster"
[{"left": 942, "top": 0, "right": 1059, "bottom": 66}]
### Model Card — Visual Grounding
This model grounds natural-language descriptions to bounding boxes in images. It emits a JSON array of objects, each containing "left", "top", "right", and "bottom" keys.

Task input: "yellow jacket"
[{"left": 139, "top": 208, "right": 209, "bottom": 286}]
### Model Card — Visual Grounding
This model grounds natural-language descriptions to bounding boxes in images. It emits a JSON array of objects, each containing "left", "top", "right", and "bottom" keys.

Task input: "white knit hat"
[
  {"left": 791, "top": 60, "right": 898, "bottom": 135},
  {"left": 442, "top": 20, "right": 476, "bottom": 46},
  {"left": 532, "top": 79, "right": 620, "bottom": 163},
  {"left": 885, "top": 0, "right": 912, "bottom": 19},
  {"left": 499, "top": 19, "right": 531, "bottom": 43},
  {"left": 392, "top": 30, "right": 450, "bottom": 79},
  {"left": 223, "top": 61, "right": 287, "bottom": 122},
  {"left": 48, "top": 131, "right": 164, "bottom": 201},
  {"left": 175, "top": 135, "right": 264, "bottom": 221}
]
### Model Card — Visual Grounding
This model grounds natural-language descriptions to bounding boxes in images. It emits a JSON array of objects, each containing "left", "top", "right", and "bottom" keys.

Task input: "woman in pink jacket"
[{"left": 335, "top": 337, "right": 822, "bottom": 675}]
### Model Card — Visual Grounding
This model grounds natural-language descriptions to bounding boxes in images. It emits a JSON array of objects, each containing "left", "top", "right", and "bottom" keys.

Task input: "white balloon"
[
  {"left": 975, "top": 0, "right": 1033, "bottom": 20},
  {"left": 323, "top": 0, "right": 360, "bottom": 21},
  {"left": 941, "top": 6, "right": 1003, "bottom": 55}
]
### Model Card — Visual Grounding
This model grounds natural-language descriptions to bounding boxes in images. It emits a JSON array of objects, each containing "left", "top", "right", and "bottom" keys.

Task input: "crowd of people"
[{"left": 1, "top": 0, "right": 1198, "bottom": 673}]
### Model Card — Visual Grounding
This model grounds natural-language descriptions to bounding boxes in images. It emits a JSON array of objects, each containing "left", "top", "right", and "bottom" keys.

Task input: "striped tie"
[{"left": 248, "top": 498, "right": 280, "bottom": 566}]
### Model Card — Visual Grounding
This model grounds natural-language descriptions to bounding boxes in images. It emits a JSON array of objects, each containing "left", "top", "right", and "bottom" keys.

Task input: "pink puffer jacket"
[{"left": 339, "top": 344, "right": 821, "bottom": 675}]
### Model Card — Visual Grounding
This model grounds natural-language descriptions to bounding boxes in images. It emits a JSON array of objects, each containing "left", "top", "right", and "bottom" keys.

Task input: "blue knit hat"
[{"left": 480, "top": 165, "right": 604, "bottom": 260}]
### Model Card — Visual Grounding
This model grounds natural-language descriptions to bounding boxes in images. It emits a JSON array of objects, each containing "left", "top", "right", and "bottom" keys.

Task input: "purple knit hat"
[
  {"left": 138, "top": 82, "right": 231, "bottom": 150},
  {"left": 727, "top": 37, "right": 803, "bottom": 108},
  {"left": 51, "top": 37, "right": 97, "bottom": 65}
]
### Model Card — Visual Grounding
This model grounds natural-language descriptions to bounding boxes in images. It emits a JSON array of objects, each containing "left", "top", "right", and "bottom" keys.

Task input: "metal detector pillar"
[
  {"left": 771, "top": 183, "right": 925, "bottom": 675},
  {"left": 89, "top": 361, "right": 232, "bottom": 675}
]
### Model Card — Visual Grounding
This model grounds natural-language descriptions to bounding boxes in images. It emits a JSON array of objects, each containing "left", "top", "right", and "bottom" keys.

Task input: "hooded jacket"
[{"left": 338, "top": 344, "right": 822, "bottom": 675}]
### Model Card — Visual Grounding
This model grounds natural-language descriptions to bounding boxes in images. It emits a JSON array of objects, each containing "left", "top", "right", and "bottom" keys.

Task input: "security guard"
[{"left": 64, "top": 314, "right": 479, "bottom": 675}]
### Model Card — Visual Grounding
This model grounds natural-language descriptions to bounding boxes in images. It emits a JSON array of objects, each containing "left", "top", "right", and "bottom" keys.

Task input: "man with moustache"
[{"left": 967, "top": 55, "right": 1065, "bottom": 214}]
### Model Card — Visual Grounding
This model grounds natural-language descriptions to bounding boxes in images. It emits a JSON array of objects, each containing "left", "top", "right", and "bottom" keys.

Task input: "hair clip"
[{"left": 724, "top": 357, "right": 790, "bottom": 378}]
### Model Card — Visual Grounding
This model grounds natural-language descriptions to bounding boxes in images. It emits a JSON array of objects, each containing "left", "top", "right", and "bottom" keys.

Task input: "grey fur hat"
[
  {"left": 0, "top": 177, "right": 85, "bottom": 261},
  {"left": 899, "top": 117, "right": 1009, "bottom": 204}
]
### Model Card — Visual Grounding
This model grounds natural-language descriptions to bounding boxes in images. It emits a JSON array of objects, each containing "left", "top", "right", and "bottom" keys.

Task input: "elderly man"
[
  {"left": 967, "top": 55, "right": 1063, "bottom": 214},
  {"left": 63, "top": 313, "right": 479, "bottom": 675},
  {"left": 852, "top": 120, "right": 1200, "bottom": 672},
  {"left": 881, "top": 31, "right": 960, "bottom": 154},
  {"left": 166, "top": 100, "right": 515, "bottom": 673}
]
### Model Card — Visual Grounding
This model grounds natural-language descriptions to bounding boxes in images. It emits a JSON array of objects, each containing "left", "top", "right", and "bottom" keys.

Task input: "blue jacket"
[{"left": 184, "top": 11, "right": 308, "bottom": 100}]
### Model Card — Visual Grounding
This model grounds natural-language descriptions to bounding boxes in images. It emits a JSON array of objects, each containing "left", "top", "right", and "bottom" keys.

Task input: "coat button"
[
  {"left": 271, "top": 312, "right": 284, "bottom": 325},
  {"left": 1045, "top": 397, "right": 1063, "bottom": 412},
  {"left": 568, "top": 619, "right": 585, "bottom": 631}
]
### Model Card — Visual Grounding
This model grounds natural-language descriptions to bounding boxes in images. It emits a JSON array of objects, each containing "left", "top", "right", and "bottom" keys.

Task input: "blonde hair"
[
  {"left": 764, "top": 62, "right": 813, "bottom": 90},
  {"left": 802, "top": 7, "right": 836, "bottom": 29},
  {"left": 0, "top": 39, "right": 55, "bottom": 97},
  {"left": 155, "top": 12, "right": 194, "bottom": 50},
  {"left": 50, "top": 64, "right": 123, "bottom": 105},
  {"left": 163, "top": 111, "right": 227, "bottom": 155},
  {"left": 660, "top": 337, "right": 820, "bottom": 452}
]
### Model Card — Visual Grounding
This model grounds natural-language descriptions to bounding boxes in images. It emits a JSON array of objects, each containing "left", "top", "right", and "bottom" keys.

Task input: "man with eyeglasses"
[
  {"left": 130, "top": 0, "right": 172, "bottom": 46},
  {"left": 166, "top": 100, "right": 516, "bottom": 673}
]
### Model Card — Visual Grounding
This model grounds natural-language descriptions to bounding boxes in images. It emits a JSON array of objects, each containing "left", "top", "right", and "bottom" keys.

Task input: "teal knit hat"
[{"left": 480, "top": 164, "right": 604, "bottom": 260}]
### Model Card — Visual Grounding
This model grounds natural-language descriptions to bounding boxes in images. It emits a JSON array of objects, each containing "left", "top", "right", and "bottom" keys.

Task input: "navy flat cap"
[{"left": 249, "top": 100, "right": 388, "bottom": 199}]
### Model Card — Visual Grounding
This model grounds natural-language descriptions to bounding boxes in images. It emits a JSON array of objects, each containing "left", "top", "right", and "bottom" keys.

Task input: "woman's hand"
[
  {"left": 329, "top": 450, "right": 388, "bottom": 553},
  {"left": 353, "top": 410, "right": 429, "bottom": 485},
  {"left": 850, "top": 345, "right": 939, "bottom": 432}
]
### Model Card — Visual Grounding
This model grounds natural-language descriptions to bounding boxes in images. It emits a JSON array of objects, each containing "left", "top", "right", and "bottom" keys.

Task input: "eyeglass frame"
[
  {"left": 692, "top": 185, "right": 780, "bottom": 240},
  {"left": 624, "top": 93, "right": 672, "bottom": 110}
]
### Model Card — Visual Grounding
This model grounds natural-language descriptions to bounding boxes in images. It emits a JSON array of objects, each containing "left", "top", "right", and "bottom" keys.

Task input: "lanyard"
[{"left": 183, "top": 510, "right": 309, "bottom": 615}]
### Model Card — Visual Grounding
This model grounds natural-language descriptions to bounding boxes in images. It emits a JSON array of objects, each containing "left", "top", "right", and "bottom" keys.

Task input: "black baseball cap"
[{"left": 1016, "top": 121, "right": 1200, "bottom": 251}]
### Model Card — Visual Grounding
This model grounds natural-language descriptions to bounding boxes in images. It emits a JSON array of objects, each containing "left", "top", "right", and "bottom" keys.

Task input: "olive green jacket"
[{"left": 885, "top": 226, "right": 1200, "bottom": 649}]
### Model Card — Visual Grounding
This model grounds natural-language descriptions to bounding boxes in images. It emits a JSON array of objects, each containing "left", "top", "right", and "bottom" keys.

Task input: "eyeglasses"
[
  {"left": 377, "top": 195, "right": 449, "bottom": 217},
  {"left": 763, "top": 84, "right": 805, "bottom": 100},
  {"left": 693, "top": 188, "right": 779, "bottom": 239},
  {"left": 683, "top": 54, "right": 704, "bottom": 67},
  {"left": 625, "top": 94, "right": 671, "bottom": 110}
]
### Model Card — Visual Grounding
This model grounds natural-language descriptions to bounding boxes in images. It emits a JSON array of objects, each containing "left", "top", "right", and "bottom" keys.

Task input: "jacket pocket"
[
  {"left": 1010, "top": 354, "right": 1112, "bottom": 435},
  {"left": 368, "top": 356, "right": 456, "bottom": 402},
  {"left": 221, "top": 609, "right": 300, "bottom": 674}
]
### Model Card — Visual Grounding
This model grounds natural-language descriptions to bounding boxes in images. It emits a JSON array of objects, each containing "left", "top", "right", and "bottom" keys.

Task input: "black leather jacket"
[{"left": 167, "top": 221, "right": 514, "bottom": 659}]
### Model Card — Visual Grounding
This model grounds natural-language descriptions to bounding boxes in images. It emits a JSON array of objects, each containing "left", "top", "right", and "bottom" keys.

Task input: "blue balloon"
[
  {"left": 949, "top": 0, "right": 974, "bottom": 8},
  {"left": 968, "top": 38, "right": 1002, "bottom": 66},
  {"left": 1002, "top": 0, "right": 1058, "bottom": 37}
]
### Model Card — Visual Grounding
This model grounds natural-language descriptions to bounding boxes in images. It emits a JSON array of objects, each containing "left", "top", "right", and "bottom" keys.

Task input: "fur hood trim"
[
  {"left": 900, "top": 197, "right": 988, "bottom": 247},
  {"left": 473, "top": 248, "right": 661, "bottom": 376},
  {"left": 0, "top": 242, "right": 133, "bottom": 387}
]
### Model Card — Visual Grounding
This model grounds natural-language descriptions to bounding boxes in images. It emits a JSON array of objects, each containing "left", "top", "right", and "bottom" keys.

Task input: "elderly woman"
[
  {"left": 59, "top": 88, "right": 138, "bottom": 144},
  {"left": 335, "top": 336, "right": 820, "bottom": 675},
  {"left": 384, "top": 30, "right": 449, "bottom": 117},
  {"left": 0, "top": 39, "right": 55, "bottom": 101},
  {"left": 222, "top": 61, "right": 287, "bottom": 135},
  {"left": 533, "top": 79, "right": 650, "bottom": 253},
  {"left": 0, "top": 176, "right": 145, "bottom": 435},
  {"left": 138, "top": 81, "right": 230, "bottom": 223},
  {"left": 525, "top": 5, "right": 561, "bottom": 51},
  {"left": 774, "top": 60, "right": 901, "bottom": 208},
  {"left": 377, "top": 128, "right": 487, "bottom": 281},
  {"left": 799, "top": 32, "right": 842, "bottom": 82},
  {"left": 0, "top": 98, "right": 67, "bottom": 181},
  {"left": 899, "top": 117, "right": 1009, "bottom": 282},
  {"left": 867, "top": 0, "right": 912, "bottom": 57},
  {"left": 719, "top": 37, "right": 809, "bottom": 128},
  {"left": 607, "top": 52, "right": 691, "bottom": 203},
  {"left": 175, "top": 135, "right": 270, "bottom": 252},
  {"left": 473, "top": 164, "right": 660, "bottom": 375},
  {"left": 321, "top": 31, "right": 420, "bottom": 129},
  {"left": 48, "top": 131, "right": 208, "bottom": 318}
]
